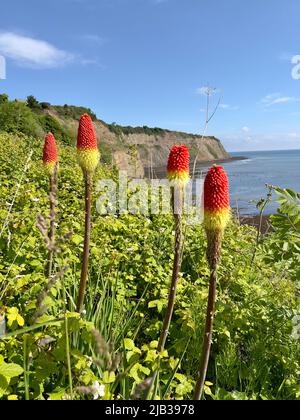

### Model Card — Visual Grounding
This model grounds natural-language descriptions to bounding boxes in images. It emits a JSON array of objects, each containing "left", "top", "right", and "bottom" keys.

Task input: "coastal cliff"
[
  {"left": 91, "top": 120, "right": 230, "bottom": 177},
  {"left": 0, "top": 96, "right": 230, "bottom": 177}
]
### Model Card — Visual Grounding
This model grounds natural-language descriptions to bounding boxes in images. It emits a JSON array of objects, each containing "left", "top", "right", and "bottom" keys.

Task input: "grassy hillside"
[{"left": 0, "top": 132, "right": 299, "bottom": 400}]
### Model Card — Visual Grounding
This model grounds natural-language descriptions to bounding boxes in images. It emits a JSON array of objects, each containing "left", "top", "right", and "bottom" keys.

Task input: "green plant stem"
[
  {"left": 158, "top": 213, "right": 182, "bottom": 352},
  {"left": 47, "top": 165, "right": 58, "bottom": 278},
  {"left": 77, "top": 171, "right": 92, "bottom": 313},
  {"left": 62, "top": 284, "right": 73, "bottom": 399},
  {"left": 23, "top": 335, "right": 29, "bottom": 401},
  {"left": 193, "top": 267, "right": 217, "bottom": 400},
  {"left": 146, "top": 190, "right": 183, "bottom": 399}
]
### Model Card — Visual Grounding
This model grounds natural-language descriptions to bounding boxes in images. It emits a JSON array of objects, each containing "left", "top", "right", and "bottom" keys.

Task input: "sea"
[{"left": 195, "top": 149, "right": 300, "bottom": 215}]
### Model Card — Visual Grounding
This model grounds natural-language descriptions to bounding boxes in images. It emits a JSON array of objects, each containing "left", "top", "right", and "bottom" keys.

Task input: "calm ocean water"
[{"left": 197, "top": 150, "right": 300, "bottom": 215}]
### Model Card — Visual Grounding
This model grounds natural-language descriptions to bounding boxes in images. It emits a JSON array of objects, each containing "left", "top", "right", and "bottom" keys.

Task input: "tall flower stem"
[
  {"left": 147, "top": 193, "right": 183, "bottom": 400},
  {"left": 158, "top": 212, "right": 182, "bottom": 352},
  {"left": 62, "top": 278, "right": 73, "bottom": 398},
  {"left": 77, "top": 171, "right": 92, "bottom": 312},
  {"left": 193, "top": 165, "right": 230, "bottom": 401},
  {"left": 145, "top": 145, "right": 189, "bottom": 399},
  {"left": 23, "top": 334, "right": 30, "bottom": 400},
  {"left": 76, "top": 114, "right": 100, "bottom": 312},
  {"left": 157, "top": 144, "right": 189, "bottom": 352},
  {"left": 193, "top": 266, "right": 217, "bottom": 400},
  {"left": 47, "top": 165, "right": 58, "bottom": 278}
]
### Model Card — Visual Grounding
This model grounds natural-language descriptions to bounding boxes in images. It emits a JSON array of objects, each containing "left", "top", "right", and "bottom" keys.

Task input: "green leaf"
[
  {"left": 0, "top": 375, "right": 9, "bottom": 398},
  {"left": 124, "top": 338, "right": 135, "bottom": 351},
  {"left": 102, "top": 371, "right": 115, "bottom": 384},
  {"left": 72, "top": 234, "right": 83, "bottom": 245},
  {"left": 0, "top": 363, "right": 24, "bottom": 379}
]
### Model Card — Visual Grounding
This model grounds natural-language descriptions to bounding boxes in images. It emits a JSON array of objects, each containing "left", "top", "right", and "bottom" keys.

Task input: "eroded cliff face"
[
  {"left": 48, "top": 109, "right": 230, "bottom": 178},
  {"left": 93, "top": 121, "right": 230, "bottom": 177}
]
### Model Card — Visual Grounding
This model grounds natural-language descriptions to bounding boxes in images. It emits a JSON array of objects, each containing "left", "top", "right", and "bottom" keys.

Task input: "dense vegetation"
[{"left": 0, "top": 131, "right": 299, "bottom": 400}]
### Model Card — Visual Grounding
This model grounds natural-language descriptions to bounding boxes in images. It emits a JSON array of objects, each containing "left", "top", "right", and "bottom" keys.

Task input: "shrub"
[
  {"left": 27, "top": 95, "right": 42, "bottom": 110},
  {"left": 39, "top": 114, "right": 75, "bottom": 145},
  {"left": 0, "top": 101, "right": 41, "bottom": 138}
]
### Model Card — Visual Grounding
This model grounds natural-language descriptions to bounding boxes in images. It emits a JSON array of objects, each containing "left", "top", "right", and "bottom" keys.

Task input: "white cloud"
[
  {"left": 261, "top": 93, "right": 298, "bottom": 107},
  {"left": 0, "top": 32, "right": 74, "bottom": 68},
  {"left": 242, "top": 126, "right": 250, "bottom": 132},
  {"left": 220, "top": 130, "right": 300, "bottom": 152}
]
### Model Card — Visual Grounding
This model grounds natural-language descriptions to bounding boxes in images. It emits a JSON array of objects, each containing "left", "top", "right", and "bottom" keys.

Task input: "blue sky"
[{"left": 0, "top": 0, "right": 300, "bottom": 151}]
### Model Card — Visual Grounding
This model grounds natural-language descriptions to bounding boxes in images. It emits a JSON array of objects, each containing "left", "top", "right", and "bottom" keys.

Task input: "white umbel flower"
[{"left": 92, "top": 381, "right": 105, "bottom": 400}]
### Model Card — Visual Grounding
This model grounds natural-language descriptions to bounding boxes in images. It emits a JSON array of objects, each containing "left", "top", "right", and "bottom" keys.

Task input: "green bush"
[
  {"left": 38, "top": 114, "right": 75, "bottom": 145},
  {"left": 53, "top": 105, "right": 97, "bottom": 121},
  {"left": 0, "top": 102, "right": 42, "bottom": 138}
]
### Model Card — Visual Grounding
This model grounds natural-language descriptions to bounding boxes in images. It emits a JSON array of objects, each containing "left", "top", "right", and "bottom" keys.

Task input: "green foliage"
[
  {"left": 98, "top": 142, "right": 113, "bottom": 165},
  {"left": 53, "top": 105, "right": 97, "bottom": 121},
  {"left": 0, "top": 133, "right": 299, "bottom": 400},
  {"left": 0, "top": 94, "right": 9, "bottom": 105},
  {"left": 27, "top": 96, "right": 42, "bottom": 110},
  {"left": 40, "top": 102, "right": 51, "bottom": 110},
  {"left": 38, "top": 114, "right": 75, "bottom": 145},
  {"left": 0, "top": 101, "right": 42, "bottom": 138},
  {"left": 107, "top": 123, "right": 166, "bottom": 138},
  {"left": 261, "top": 187, "right": 300, "bottom": 284}
]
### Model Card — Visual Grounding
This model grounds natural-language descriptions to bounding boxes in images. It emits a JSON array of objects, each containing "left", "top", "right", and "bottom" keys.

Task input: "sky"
[{"left": 0, "top": 0, "right": 300, "bottom": 151}]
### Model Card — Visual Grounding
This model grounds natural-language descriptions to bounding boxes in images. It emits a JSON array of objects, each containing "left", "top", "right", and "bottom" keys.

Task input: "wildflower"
[
  {"left": 76, "top": 114, "right": 100, "bottom": 312},
  {"left": 77, "top": 114, "right": 100, "bottom": 173},
  {"left": 42, "top": 132, "right": 59, "bottom": 280},
  {"left": 158, "top": 146, "right": 190, "bottom": 351},
  {"left": 43, "top": 132, "right": 58, "bottom": 175},
  {"left": 204, "top": 165, "right": 230, "bottom": 268},
  {"left": 92, "top": 381, "right": 105, "bottom": 400},
  {"left": 194, "top": 165, "right": 230, "bottom": 400},
  {"left": 167, "top": 145, "right": 190, "bottom": 185},
  {"left": 204, "top": 165, "right": 230, "bottom": 235}
]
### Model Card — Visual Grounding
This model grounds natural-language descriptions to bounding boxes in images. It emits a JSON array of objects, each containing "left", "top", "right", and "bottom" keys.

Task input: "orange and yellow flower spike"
[
  {"left": 204, "top": 165, "right": 230, "bottom": 233},
  {"left": 167, "top": 145, "right": 190, "bottom": 185},
  {"left": 43, "top": 132, "right": 58, "bottom": 175},
  {"left": 203, "top": 165, "right": 230, "bottom": 267},
  {"left": 77, "top": 114, "right": 100, "bottom": 173}
]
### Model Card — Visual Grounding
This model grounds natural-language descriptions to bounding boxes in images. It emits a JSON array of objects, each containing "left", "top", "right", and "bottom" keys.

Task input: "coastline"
[
  {"left": 193, "top": 155, "right": 248, "bottom": 169},
  {"left": 148, "top": 155, "right": 248, "bottom": 178}
]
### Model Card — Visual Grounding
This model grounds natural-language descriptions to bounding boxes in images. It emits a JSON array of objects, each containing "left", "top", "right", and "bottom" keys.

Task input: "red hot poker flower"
[
  {"left": 204, "top": 165, "right": 230, "bottom": 232},
  {"left": 77, "top": 114, "right": 100, "bottom": 173},
  {"left": 167, "top": 145, "right": 190, "bottom": 184},
  {"left": 43, "top": 132, "right": 58, "bottom": 175},
  {"left": 203, "top": 165, "right": 230, "bottom": 269}
]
